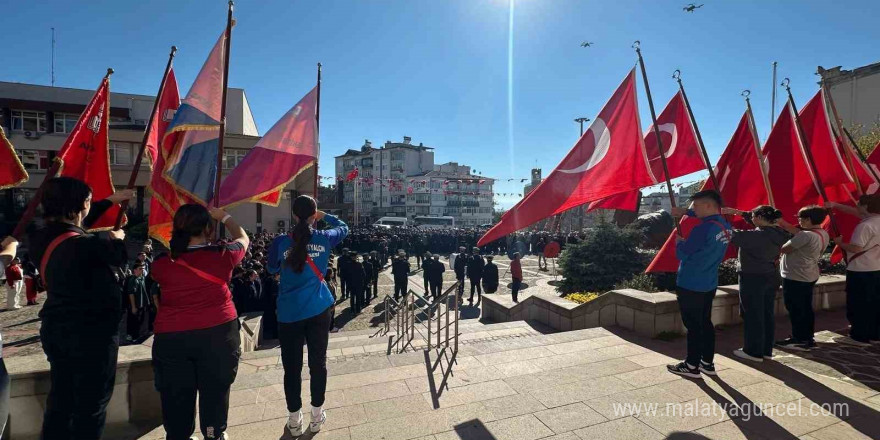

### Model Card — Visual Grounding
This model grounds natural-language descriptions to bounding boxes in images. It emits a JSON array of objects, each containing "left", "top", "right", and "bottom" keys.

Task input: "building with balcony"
[
  {"left": 334, "top": 139, "right": 494, "bottom": 227},
  {"left": 0, "top": 81, "right": 312, "bottom": 236}
]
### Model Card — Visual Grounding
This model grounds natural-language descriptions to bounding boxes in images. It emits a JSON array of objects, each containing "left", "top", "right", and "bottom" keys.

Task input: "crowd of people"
[
  {"left": 665, "top": 189, "right": 880, "bottom": 380},
  {"left": 4, "top": 178, "right": 880, "bottom": 440}
]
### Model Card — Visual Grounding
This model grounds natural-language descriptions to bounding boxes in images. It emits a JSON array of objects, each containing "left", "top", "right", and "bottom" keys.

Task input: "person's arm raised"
[{"left": 210, "top": 207, "right": 250, "bottom": 249}]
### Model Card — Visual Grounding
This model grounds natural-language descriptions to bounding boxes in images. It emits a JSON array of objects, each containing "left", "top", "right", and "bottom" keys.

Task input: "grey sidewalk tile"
[
  {"left": 534, "top": 402, "right": 608, "bottom": 433},
  {"left": 572, "top": 417, "right": 664, "bottom": 440}
]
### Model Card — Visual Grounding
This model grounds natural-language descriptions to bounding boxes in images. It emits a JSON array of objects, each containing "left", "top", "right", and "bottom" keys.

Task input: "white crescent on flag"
[
  {"left": 658, "top": 123, "right": 678, "bottom": 158},
  {"left": 559, "top": 118, "right": 611, "bottom": 174}
]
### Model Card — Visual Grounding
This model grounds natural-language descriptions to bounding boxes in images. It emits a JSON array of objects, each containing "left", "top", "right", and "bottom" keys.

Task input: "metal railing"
[{"left": 384, "top": 281, "right": 460, "bottom": 355}]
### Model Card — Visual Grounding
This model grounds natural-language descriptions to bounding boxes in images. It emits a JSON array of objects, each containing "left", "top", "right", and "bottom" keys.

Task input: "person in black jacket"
[
  {"left": 369, "top": 251, "right": 380, "bottom": 299},
  {"left": 262, "top": 272, "right": 280, "bottom": 340},
  {"left": 392, "top": 251, "right": 410, "bottom": 300},
  {"left": 482, "top": 255, "right": 499, "bottom": 294},
  {"left": 348, "top": 253, "right": 366, "bottom": 314},
  {"left": 422, "top": 252, "right": 432, "bottom": 295},
  {"left": 337, "top": 249, "right": 350, "bottom": 300},
  {"left": 453, "top": 246, "right": 467, "bottom": 299},
  {"left": 361, "top": 254, "right": 374, "bottom": 306},
  {"left": 467, "top": 247, "right": 485, "bottom": 303},
  {"left": 28, "top": 177, "right": 132, "bottom": 440},
  {"left": 427, "top": 254, "right": 445, "bottom": 299}
]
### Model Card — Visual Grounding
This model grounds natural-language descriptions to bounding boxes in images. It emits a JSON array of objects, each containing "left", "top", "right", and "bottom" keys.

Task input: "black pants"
[
  {"left": 782, "top": 278, "right": 816, "bottom": 343},
  {"left": 739, "top": 273, "right": 778, "bottom": 357},
  {"left": 279, "top": 307, "right": 332, "bottom": 412},
  {"left": 371, "top": 277, "right": 379, "bottom": 298},
  {"left": 676, "top": 287, "right": 716, "bottom": 366},
  {"left": 512, "top": 278, "right": 522, "bottom": 302},
  {"left": 469, "top": 277, "right": 482, "bottom": 300},
  {"left": 350, "top": 284, "right": 365, "bottom": 313},
  {"left": 394, "top": 281, "right": 407, "bottom": 300},
  {"left": 424, "top": 277, "right": 430, "bottom": 296},
  {"left": 430, "top": 281, "right": 442, "bottom": 298},
  {"left": 0, "top": 357, "right": 9, "bottom": 439},
  {"left": 456, "top": 277, "right": 465, "bottom": 297},
  {"left": 152, "top": 320, "right": 241, "bottom": 440},
  {"left": 846, "top": 270, "right": 880, "bottom": 342},
  {"left": 40, "top": 323, "right": 119, "bottom": 440},
  {"left": 340, "top": 278, "right": 347, "bottom": 299}
]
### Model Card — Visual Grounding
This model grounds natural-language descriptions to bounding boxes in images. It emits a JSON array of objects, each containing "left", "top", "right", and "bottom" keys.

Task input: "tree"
[
  {"left": 557, "top": 220, "right": 648, "bottom": 293},
  {"left": 848, "top": 120, "right": 880, "bottom": 157},
  {"left": 492, "top": 209, "right": 507, "bottom": 223}
]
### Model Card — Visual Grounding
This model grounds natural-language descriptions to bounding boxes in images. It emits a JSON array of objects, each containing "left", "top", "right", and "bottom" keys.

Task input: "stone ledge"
[{"left": 483, "top": 275, "right": 848, "bottom": 339}]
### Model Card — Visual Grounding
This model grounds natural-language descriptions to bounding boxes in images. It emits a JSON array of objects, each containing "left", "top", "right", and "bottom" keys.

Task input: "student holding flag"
[
  {"left": 666, "top": 190, "right": 731, "bottom": 379},
  {"left": 28, "top": 177, "right": 133, "bottom": 440}
]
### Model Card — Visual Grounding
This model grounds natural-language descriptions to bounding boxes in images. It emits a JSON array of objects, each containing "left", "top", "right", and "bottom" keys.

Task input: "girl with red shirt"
[{"left": 150, "top": 204, "right": 249, "bottom": 440}]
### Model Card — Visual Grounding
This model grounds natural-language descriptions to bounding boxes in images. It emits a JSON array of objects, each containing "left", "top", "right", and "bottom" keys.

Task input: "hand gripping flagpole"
[
  {"left": 673, "top": 69, "right": 718, "bottom": 190},
  {"left": 634, "top": 41, "right": 681, "bottom": 236},
  {"left": 114, "top": 46, "right": 177, "bottom": 231},
  {"left": 742, "top": 90, "right": 776, "bottom": 208},
  {"left": 12, "top": 68, "right": 114, "bottom": 239},
  {"left": 782, "top": 78, "right": 845, "bottom": 255},
  {"left": 314, "top": 63, "right": 322, "bottom": 199}
]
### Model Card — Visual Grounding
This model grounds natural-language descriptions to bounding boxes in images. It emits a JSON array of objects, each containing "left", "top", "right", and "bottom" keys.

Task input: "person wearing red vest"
[
  {"left": 510, "top": 252, "right": 523, "bottom": 303},
  {"left": 150, "top": 204, "right": 249, "bottom": 440},
  {"left": 4, "top": 257, "right": 22, "bottom": 310},
  {"left": 27, "top": 177, "right": 132, "bottom": 440}
]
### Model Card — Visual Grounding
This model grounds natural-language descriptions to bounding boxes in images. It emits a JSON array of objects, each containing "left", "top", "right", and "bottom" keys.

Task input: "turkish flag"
[
  {"left": 0, "top": 127, "right": 28, "bottom": 190},
  {"left": 148, "top": 68, "right": 185, "bottom": 246},
  {"left": 56, "top": 76, "right": 122, "bottom": 231},
  {"left": 647, "top": 111, "right": 768, "bottom": 273},
  {"left": 588, "top": 91, "right": 706, "bottom": 211},
  {"left": 346, "top": 168, "right": 359, "bottom": 182},
  {"left": 479, "top": 69, "right": 653, "bottom": 246}
]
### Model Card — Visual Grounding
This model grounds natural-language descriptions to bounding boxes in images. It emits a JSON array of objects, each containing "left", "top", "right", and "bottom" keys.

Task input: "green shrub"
[
  {"left": 614, "top": 273, "right": 660, "bottom": 292},
  {"left": 557, "top": 221, "right": 648, "bottom": 294},
  {"left": 818, "top": 253, "right": 847, "bottom": 275}
]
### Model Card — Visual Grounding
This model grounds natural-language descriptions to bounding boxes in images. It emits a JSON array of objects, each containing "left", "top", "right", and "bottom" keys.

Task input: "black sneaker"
[
  {"left": 667, "top": 361, "right": 702, "bottom": 379},
  {"left": 775, "top": 337, "right": 800, "bottom": 348},
  {"left": 699, "top": 361, "right": 717, "bottom": 376}
]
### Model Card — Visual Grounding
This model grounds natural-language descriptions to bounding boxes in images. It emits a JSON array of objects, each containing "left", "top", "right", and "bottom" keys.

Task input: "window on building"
[
  {"left": 16, "top": 150, "right": 50, "bottom": 170},
  {"left": 109, "top": 142, "right": 134, "bottom": 165},
  {"left": 391, "top": 151, "right": 405, "bottom": 160},
  {"left": 53, "top": 113, "right": 80, "bottom": 133},
  {"left": 224, "top": 149, "right": 248, "bottom": 169},
  {"left": 11, "top": 110, "right": 47, "bottom": 133}
]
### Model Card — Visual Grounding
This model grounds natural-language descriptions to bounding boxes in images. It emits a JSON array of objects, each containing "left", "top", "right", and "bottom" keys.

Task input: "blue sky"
[{"left": 4, "top": 1, "right": 879, "bottom": 208}]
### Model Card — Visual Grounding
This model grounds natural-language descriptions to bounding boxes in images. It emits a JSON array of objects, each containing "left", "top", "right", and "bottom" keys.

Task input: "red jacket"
[
  {"left": 5, "top": 264, "right": 22, "bottom": 286},
  {"left": 510, "top": 259, "right": 523, "bottom": 280}
]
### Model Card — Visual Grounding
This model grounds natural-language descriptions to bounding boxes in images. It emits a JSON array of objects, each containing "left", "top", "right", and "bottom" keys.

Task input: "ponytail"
[
  {"left": 169, "top": 230, "right": 191, "bottom": 259},
  {"left": 286, "top": 195, "right": 318, "bottom": 273}
]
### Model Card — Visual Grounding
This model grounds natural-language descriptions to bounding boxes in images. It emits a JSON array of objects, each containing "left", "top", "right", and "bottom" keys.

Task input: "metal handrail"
[{"left": 384, "top": 282, "right": 460, "bottom": 355}]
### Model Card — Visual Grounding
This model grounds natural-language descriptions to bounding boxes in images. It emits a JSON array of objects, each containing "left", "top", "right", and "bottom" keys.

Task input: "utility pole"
[
  {"left": 574, "top": 117, "right": 590, "bottom": 136},
  {"left": 574, "top": 117, "right": 590, "bottom": 231}
]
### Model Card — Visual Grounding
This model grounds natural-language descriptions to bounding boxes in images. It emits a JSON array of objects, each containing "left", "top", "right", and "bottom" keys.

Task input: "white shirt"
[
  {"left": 847, "top": 214, "right": 880, "bottom": 272},
  {"left": 781, "top": 228, "right": 828, "bottom": 282}
]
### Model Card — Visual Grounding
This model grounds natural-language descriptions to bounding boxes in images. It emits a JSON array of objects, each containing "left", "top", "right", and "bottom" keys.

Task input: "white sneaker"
[
  {"left": 310, "top": 410, "right": 327, "bottom": 433},
  {"left": 287, "top": 413, "right": 305, "bottom": 437},
  {"left": 733, "top": 349, "right": 763, "bottom": 362}
]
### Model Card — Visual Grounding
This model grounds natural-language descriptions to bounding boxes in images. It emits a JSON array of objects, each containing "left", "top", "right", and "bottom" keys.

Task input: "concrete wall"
[
  {"left": 5, "top": 314, "right": 264, "bottom": 440},
  {"left": 482, "top": 275, "right": 847, "bottom": 338}
]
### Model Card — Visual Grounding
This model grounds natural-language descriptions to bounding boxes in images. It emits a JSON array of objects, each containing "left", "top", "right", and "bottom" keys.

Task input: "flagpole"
[
  {"left": 673, "top": 70, "right": 718, "bottom": 189},
  {"left": 214, "top": 0, "right": 234, "bottom": 211},
  {"left": 315, "top": 63, "right": 322, "bottom": 199},
  {"left": 783, "top": 78, "right": 845, "bottom": 247},
  {"left": 114, "top": 47, "right": 177, "bottom": 231},
  {"left": 12, "top": 68, "right": 113, "bottom": 239},
  {"left": 634, "top": 41, "right": 681, "bottom": 236},
  {"left": 821, "top": 79, "right": 865, "bottom": 195},
  {"left": 743, "top": 90, "right": 776, "bottom": 207}
]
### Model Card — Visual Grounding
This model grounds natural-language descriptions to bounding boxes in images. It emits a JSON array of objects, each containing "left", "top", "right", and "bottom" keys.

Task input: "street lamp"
[{"left": 574, "top": 117, "right": 591, "bottom": 136}]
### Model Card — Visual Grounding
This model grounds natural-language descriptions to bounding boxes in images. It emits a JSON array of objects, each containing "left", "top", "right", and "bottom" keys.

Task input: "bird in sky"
[
  {"left": 580, "top": 41, "right": 594, "bottom": 47},
  {"left": 683, "top": 3, "right": 704, "bottom": 12}
]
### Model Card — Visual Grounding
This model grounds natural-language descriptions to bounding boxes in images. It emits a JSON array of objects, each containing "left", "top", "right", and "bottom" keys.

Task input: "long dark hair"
[
  {"left": 169, "top": 204, "right": 212, "bottom": 259},
  {"left": 286, "top": 195, "right": 317, "bottom": 273}
]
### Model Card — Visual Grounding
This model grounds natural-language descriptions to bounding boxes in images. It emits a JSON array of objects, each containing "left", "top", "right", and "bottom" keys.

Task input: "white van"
[{"left": 374, "top": 217, "right": 409, "bottom": 228}]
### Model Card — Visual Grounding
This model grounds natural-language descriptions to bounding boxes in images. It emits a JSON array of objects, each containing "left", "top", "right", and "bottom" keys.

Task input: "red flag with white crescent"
[
  {"left": 0, "top": 127, "right": 28, "bottom": 190},
  {"left": 479, "top": 69, "right": 653, "bottom": 246}
]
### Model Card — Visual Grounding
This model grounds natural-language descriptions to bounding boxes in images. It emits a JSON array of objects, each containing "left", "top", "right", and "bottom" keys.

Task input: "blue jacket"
[
  {"left": 268, "top": 215, "right": 348, "bottom": 323},
  {"left": 676, "top": 212, "right": 731, "bottom": 292}
]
